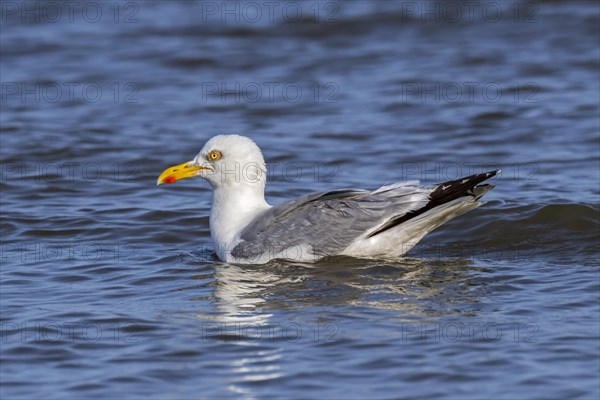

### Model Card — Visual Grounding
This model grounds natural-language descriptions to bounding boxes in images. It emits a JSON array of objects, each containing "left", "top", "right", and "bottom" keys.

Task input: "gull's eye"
[{"left": 207, "top": 150, "right": 222, "bottom": 161}]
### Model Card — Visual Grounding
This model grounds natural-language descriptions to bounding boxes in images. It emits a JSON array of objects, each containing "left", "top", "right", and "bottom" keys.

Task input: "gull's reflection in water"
[
  {"left": 209, "top": 263, "right": 283, "bottom": 324},
  {"left": 199, "top": 255, "right": 488, "bottom": 324},
  {"left": 198, "top": 262, "right": 294, "bottom": 397},
  {"left": 193, "top": 255, "right": 487, "bottom": 397}
]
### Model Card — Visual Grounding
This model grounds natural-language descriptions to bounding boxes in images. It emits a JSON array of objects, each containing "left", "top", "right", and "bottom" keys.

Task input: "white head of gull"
[{"left": 158, "top": 134, "right": 499, "bottom": 264}]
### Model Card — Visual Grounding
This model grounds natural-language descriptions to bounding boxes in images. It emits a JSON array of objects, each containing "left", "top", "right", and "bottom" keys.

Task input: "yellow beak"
[{"left": 156, "top": 161, "right": 206, "bottom": 186}]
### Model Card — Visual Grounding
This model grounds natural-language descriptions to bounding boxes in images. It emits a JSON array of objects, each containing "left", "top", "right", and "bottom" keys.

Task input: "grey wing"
[{"left": 231, "top": 182, "right": 430, "bottom": 260}]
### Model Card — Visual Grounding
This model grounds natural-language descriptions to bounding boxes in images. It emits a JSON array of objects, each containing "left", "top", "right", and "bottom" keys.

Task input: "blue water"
[{"left": 1, "top": 1, "right": 599, "bottom": 399}]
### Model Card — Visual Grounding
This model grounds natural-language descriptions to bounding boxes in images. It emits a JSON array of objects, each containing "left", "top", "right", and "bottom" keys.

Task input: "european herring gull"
[{"left": 157, "top": 134, "right": 498, "bottom": 264}]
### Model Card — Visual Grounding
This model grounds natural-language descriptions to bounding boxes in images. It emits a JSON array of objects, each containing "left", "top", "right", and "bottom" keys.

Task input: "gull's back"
[{"left": 227, "top": 171, "right": 498, "bottom": 264}]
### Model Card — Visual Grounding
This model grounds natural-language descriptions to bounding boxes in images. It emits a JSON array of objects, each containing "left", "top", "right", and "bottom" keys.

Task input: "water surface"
[{"left": 1, "top": 1, "right": 599, "bottom": 399}]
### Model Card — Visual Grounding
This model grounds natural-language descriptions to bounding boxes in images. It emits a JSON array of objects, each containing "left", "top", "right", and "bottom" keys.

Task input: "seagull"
[{"left": 157, "top": 135, "right": 499, "bottom": 264}]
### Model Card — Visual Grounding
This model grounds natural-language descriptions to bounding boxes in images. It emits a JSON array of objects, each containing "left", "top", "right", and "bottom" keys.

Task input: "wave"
[{"left": 423, "top": 203, "right": 600, "bottom": 259}]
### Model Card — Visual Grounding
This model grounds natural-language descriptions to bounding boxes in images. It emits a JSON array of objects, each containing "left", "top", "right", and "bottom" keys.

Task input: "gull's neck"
[{"left": 209, "top": 184, "right": 270, "bottom": 259}]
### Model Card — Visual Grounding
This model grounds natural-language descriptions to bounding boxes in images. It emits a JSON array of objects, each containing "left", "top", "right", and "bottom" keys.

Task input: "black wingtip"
[
  {"left": 366, "top": 170, "right": 499, "bottom": 238},
  {"left": 431, "top": 170, "right": 499, "bottom": 199}
]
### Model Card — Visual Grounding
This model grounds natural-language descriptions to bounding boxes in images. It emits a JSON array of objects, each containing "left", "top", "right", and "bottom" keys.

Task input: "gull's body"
[{"left": 158, "top": 135, "right": 498, "bottom": 264}]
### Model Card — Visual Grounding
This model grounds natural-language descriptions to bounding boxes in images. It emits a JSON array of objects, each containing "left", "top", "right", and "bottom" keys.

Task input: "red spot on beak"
[{"left": 163, "top": 176, "right": 176, "bottom": 184}]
